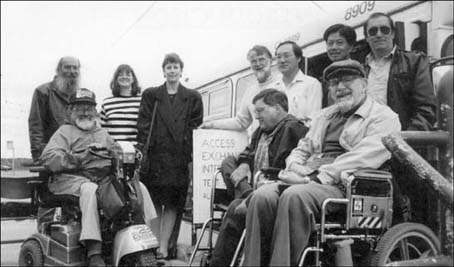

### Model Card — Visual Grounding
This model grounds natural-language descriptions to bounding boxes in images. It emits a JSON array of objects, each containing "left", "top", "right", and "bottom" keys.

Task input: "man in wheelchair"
[
  {"left": 39, "top": 88, "right": 157, "bottom": 267},
  {"left": 210, "top": 89, "right": 308, "bottom": 266},
  {"left": 242, "top": 60, "right": 402, "bottom": 266}
]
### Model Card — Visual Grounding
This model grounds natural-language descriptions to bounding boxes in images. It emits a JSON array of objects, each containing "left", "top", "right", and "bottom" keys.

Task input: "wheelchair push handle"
[{"left": 30, "top": 166, "right": 47, "bottom": 173}]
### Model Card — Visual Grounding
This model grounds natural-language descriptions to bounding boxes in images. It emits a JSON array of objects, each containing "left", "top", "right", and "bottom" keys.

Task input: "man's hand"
[
  {"left": 231, "top": 163, "right": 251, "bottom": 187},
  {"left": 199, "top": 121, "right": 214, "bottom": 129},
  {"left": 287, "top": 162, "right": 314, "bottom": 177},
  {"left": 88, "top": 142, "right": 105, "bottom": 150},
  {"left": 278, "top": 170, "right": 310, "bottom": 184}
]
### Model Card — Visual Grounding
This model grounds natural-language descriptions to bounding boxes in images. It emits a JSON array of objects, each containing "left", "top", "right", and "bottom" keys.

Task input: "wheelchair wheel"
[
  {"left": 370, "top": 222, "right": 440, "bottom": 266},
  {"left": 18, "top": 240, "right": 44, "bottom": 267}
]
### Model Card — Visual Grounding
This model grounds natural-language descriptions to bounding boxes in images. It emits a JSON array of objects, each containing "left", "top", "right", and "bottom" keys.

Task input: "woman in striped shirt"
[{"left": 100, "top": 64, "right": 141, "bottom": 143}]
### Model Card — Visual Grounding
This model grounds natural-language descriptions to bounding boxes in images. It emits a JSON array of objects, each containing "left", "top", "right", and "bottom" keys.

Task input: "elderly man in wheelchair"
[
  {"left": 241, "top": 59, "right": 403, "bottom": 266},
  {"left": 35, "top": 88, "right": 157, "bottom": 267}
]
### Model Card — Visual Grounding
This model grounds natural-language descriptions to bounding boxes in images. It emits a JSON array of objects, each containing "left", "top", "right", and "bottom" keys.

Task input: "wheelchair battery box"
[
  {"left": 50, "top": 222, "right": 81, "bottom": 247},
  {"left": 347, "top": 174, "right": 393, "bottom": 230}
]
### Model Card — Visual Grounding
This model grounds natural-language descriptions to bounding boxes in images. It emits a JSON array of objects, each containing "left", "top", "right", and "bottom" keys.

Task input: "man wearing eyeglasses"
[
  {"left": 364, "top": 12, "right": 436, "bottom": 131},
  {"left": 242, "top": 59, "right": 401, "bottom": 266}
]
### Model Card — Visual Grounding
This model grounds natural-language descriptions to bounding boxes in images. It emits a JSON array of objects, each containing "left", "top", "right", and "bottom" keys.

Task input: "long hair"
[{"left": 110, "top": 64, "right": 141, "bottom": 97}]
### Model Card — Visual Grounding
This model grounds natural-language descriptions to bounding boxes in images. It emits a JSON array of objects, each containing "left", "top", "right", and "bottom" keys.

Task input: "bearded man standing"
[{"left": 28, "top": 56, "right": 80, "bottom": 162}]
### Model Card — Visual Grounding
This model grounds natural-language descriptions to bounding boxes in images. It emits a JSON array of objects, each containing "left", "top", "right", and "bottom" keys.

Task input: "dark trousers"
[
  {"left": 210, "top": 199, "right": 246, "bottom": 266},
  {"left": 209, "top": 156, "right": 252, "bottom": 266}
]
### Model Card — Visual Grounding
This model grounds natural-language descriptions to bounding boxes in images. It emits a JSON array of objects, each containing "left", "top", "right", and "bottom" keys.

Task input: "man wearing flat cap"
[
  {"left": 40, "top": 88, "right": 157, "bottom": 267},
  {"left": 241, "top": 59, "right": 402, "bottom": 266}
]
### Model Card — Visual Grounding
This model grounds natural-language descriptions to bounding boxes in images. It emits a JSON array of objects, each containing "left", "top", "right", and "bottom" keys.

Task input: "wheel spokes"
[{"left": 398, "top": 237, "right": 411, "bottom": 260}]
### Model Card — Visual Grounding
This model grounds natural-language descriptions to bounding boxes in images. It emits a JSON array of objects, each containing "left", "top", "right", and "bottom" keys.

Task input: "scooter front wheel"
[{"left": 119, "top": 249, "right": 158, "bottom": 267}]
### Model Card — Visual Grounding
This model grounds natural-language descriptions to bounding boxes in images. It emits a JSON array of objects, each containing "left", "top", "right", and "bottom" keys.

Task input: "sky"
[{"left": 1, "top": 1, "right": 348, "bottom": 158}]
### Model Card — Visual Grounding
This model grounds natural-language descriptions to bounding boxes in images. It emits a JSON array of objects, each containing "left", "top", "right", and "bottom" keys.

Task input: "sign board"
[{"left": 192, "top": 129, "right": 249, "bottom": 224}]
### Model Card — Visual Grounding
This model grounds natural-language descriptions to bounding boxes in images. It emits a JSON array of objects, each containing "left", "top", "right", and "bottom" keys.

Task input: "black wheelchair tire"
[
  {"left": 18, "top": 240, "right": 44, "bottom": 267},
  {"left": 369, "top": 222, "right": 441, "bottom": 266}
]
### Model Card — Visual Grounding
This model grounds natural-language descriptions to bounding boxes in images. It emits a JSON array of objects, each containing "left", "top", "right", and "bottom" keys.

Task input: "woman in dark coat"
[{"left": 137, "top": 53, "right": 203, "bottom": 260}]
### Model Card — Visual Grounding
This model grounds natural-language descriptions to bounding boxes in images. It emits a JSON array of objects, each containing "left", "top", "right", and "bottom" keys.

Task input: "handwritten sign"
[{"left": 192, "top": 129, "right": 249, "bottom": 224}]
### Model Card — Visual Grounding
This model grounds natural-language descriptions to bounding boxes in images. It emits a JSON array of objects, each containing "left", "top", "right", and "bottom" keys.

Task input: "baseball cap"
[
  {"left": 69, "top": 88, "right": 96, "bottom": 105},
  {"left": 323, "top": 59, "right": 366, "bottom": 81}
]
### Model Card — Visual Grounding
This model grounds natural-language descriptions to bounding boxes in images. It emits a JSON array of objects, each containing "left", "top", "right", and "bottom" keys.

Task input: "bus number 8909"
[{"left": 345, "top": 0, "right": 375, "bottom": 21}]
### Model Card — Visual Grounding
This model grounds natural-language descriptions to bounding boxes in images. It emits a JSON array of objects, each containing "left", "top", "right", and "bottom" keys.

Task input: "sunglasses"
[{"left": 367, "top": 26, "right": 391, "bottom": 36}]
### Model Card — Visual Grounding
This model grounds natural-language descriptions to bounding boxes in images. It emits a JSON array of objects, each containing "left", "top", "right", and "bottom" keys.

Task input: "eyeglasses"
[
  {"left": 367, "top": 26, "right": 391, "bottom": 36},
  {"left": 327, "top": 75, "right": 360, "bottom": 87},
  {"left": 276, "top": 53, "right": 294, "bottom": 60}
]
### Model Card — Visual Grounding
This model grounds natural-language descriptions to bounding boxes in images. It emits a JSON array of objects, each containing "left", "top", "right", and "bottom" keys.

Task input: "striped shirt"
[{"left": 100, "top": 95, "right": 141, "bottom": 143}]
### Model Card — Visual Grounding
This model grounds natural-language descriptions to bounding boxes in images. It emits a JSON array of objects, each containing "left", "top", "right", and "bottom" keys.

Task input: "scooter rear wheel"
[{"left": 18, "top": 240, "right": 44, "bottom": 267}]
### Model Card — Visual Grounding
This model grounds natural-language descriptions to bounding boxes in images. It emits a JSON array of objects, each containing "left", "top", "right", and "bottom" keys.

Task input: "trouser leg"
[
  {"left": 210, "top": 199, "right": 246, "bottom": 266},
  {"left": 79, "top": 182, "right": 101, "bottom": 242},
  {"left": 243, "top": 183, "right": 284, "bottom": 266},
  {"left": 269, "top": 183, "right": 343, "bottom": 266}
]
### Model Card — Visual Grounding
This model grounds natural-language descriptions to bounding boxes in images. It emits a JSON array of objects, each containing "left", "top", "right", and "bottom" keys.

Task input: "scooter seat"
[{"left": 40, "top": 192, "right": 79, "bottom": 208}]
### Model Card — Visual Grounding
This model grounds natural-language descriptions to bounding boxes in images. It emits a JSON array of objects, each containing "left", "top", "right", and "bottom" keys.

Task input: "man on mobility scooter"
[
  {"left": 20, "top": 88, "right": 158, "bottom": 267},
  {"left": 242, "top": 59, "right": 402, "bottom": 266}
]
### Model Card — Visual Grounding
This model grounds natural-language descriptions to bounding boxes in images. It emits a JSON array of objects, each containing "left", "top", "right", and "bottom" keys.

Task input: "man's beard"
[
  {"left": 254, "top": 69, "right": 270, "bottom": 83},
  {"left": 335, "top": 96, "right": 355, "bottom": 114},
  {"left": 55, "top": 75, "right": 80, "bottom": 94},
  {"left": 75, "top": 117, "right": 96, "bottom": 131}
]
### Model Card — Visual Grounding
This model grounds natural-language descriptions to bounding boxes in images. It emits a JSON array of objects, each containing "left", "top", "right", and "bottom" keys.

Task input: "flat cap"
[{"left": 323, "top": 59, "right": 365, "bottom": 81}]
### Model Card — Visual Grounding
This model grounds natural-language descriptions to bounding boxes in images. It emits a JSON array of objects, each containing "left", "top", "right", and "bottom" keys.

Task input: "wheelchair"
[
  {"left": 188, "top": 169, "right": 232, "bottom": 266},
  {"left": 292, "top": 168, "right": 441, "bottom": 266},
  {"left": 188, "top": 167, "right": 282, "bottom": 267}
]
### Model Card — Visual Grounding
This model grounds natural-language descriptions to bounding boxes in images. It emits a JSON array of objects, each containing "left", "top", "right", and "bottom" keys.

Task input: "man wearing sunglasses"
[{"left": 364, "top": 12, "right": 436, "bottom": 131}]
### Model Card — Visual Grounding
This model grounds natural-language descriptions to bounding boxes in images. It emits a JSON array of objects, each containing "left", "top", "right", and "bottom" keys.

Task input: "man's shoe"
[{"left": 88, "top": 254, "right": 106, "bottom": 267}]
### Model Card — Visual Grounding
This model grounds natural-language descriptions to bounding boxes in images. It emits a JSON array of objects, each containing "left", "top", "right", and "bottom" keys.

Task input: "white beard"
[
  {"left": 75, "top": 117, "right": 96, "bottom": 131},
  {"left": 336, "top": 97, "right": 355, "bottom": 114},
  {"left": 255, "top": 70, "right": 269, "bottom": 83}
]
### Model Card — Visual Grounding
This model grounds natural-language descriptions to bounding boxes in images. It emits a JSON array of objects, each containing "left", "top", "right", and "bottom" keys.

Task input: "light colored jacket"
[
  {"left": 40, "top": 123, "right": 118, "bottom": 196},
  {"left": 286, "top": 97, "right": 401, "bottom": 185}
]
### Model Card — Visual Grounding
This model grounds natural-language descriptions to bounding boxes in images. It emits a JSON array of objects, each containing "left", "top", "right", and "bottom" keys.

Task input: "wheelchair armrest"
[{"left": 352, "top": 169, "right": 392, "bottom": 180}]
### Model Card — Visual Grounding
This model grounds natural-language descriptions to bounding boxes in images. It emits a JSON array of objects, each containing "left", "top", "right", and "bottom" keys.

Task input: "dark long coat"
[{"left": 137, "top": 83, "right": 203, "bottom": 188}]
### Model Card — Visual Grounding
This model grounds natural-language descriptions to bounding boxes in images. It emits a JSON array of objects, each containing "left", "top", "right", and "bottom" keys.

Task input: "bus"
[{"left": 196, "top": 0, "right": 453, "bottom": 126}]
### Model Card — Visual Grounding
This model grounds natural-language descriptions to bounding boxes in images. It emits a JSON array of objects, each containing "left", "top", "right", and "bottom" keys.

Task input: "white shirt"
[
  {"left": 275, "top": 70, "right": 323, "bottom": 122},
  {"left": 365, "top": 46, "right": 396, "bottom": 105}
]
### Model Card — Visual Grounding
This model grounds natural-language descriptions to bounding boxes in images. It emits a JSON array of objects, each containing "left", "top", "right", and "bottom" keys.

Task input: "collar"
[
  {"left": 278, "top": 70, "right": 306, "bottom": 87},
  {"left": 324, "top": 96, "right": 373, "bottom": 120},
  {"left": 366, "top": 45, "right": 397, "bottom": 64}
]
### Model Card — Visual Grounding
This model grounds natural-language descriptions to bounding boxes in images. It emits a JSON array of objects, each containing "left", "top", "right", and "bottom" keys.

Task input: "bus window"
[
  {"left": 235, "top": 73, "right": 256, "bottom": 115},
  {"left": 204, "top": 79, "right": 233, "bottom": 121},
  {"left": 441, "top": 35, "right": 453, "bottom": 57},
  {"left": 201, "top": 92, "right": 209, "bottom": 117}
]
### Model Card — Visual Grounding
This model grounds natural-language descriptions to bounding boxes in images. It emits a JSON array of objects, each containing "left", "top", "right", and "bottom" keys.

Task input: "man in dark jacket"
[
  {"left": 363, "top": 12, "right": 436, "bottom": 131},
  {"left": 28, "top": 56, "right": 80, "bottom": 162},
  {"left": 210, "top": 89, "right": 308, "bottom": 266}
]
